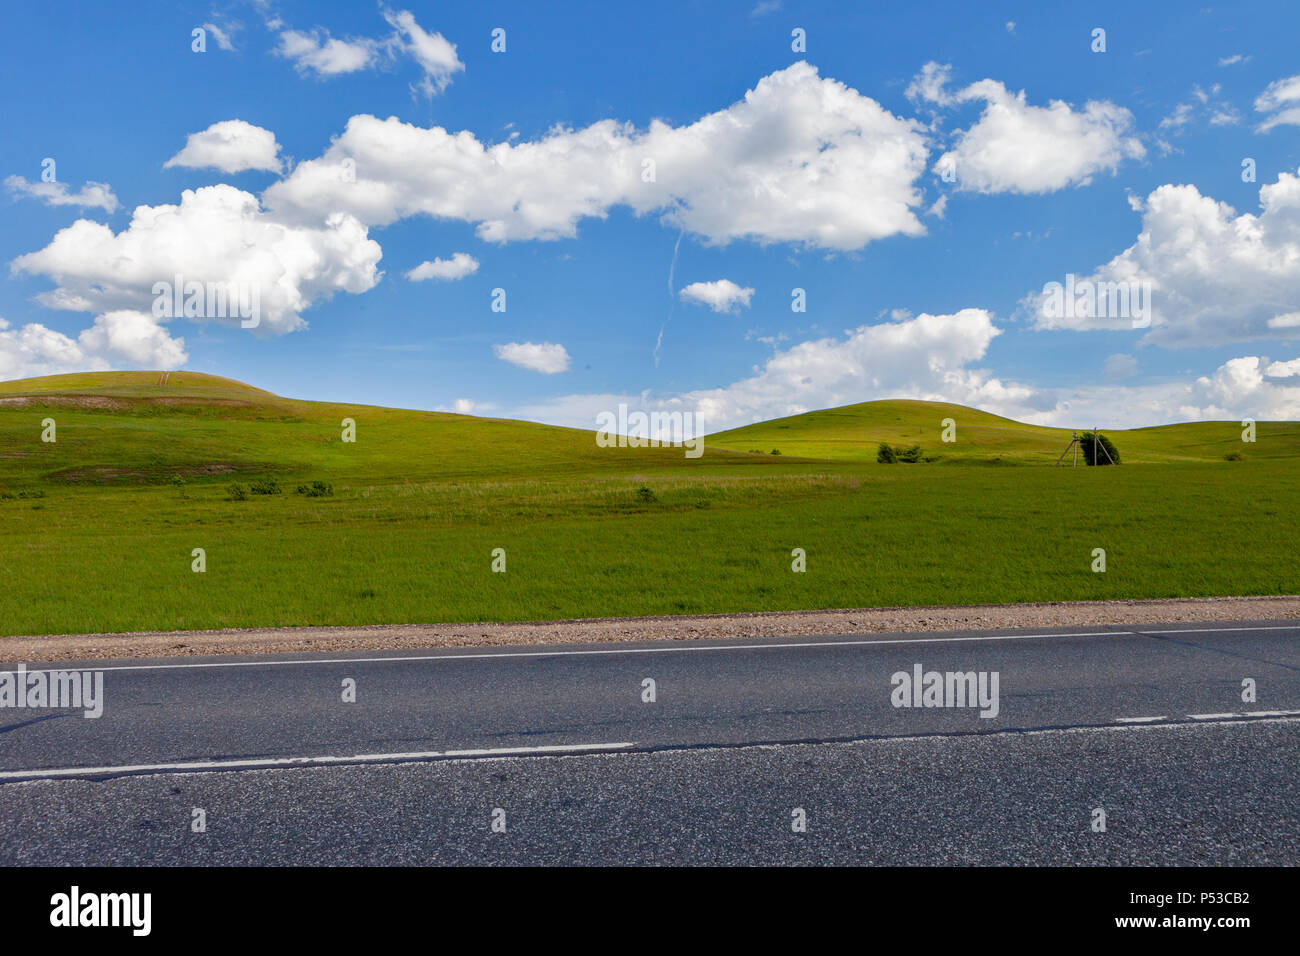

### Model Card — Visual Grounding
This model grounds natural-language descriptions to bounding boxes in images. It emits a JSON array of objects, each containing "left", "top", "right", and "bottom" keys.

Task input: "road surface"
[{"left": 1, "top": 621, "right": 1296, "bottom": 864}]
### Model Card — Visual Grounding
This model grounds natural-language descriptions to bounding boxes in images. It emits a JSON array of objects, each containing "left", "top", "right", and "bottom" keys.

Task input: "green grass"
[{"left": 1, "top": 372, "right": 1296, "bottom": 636}]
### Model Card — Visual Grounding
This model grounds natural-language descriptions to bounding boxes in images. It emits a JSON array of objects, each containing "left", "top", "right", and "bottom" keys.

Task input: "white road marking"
[
  {"left": 11, "top": 622, "right": 1298, "bottom": 674},
  {"left": 1189, "top": 709, "right": 1300, "bottom": 720},
  {"left": 1116, "top": 716, "right": 1166, "bottom": 723},
  {"left": 5, "top": 712, "right": 1300, "bottom": 781},
  {"left": 0, "top": 741, "right": 637, "bottom": 780}
]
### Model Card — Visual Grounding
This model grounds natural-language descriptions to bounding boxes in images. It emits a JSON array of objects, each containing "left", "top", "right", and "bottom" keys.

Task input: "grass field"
[{"left": 1, "top": 371, "right": 1296, "bottom": 636}]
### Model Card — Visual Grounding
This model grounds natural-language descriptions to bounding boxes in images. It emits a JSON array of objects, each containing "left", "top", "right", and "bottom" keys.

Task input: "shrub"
[
  {"left": 227, "top": 483, "right": 248, "bottom": 501},
  {"left": 296, "top": 480, "right": 334, "bottom": 497},
  {"left": 1224, "top": 451, "right": 1244, "bottom": 461},
  {"left": 878, "top": 442, "right": 924, "bottom": 463},
  {"left": 250, "top": 478, "right": 281, "bottom": 495},
  {"left": 1079, "top": 431, "right": 1120, "bottom": 466},
  {"left": 635, "top": 486, "right": 657, "bottom": 503},
  {"left": 770, "top": 449, "right": 781, "bottom": 456}
]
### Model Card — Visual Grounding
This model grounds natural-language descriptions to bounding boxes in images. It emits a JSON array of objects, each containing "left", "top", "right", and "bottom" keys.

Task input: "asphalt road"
[{"left": 1, "top": 620, "right": 1296, "bottom": 864}]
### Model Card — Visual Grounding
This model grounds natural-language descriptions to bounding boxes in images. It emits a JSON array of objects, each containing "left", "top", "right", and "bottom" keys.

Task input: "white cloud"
[
  {"left": 908, "top": 63, "right": 1144, "bottom": 194},
  {"left": 0, "top": 311, "right": 186, "bottom": 381},
  {"left": 1160, "top": 84, "right": 1240, "bottom": 135},
  {"left": 264, "top": 62, "right": 930, "bottom": 250},
  {"left": 164, "top": 120, "right": 284, "bottom": 174},
  {"left": 1256, "top": 74, "right": 1300, "bottom": 131},
  {"left": 4, "top": 175, "right": 119, "bottom": 213},
  {"left": 1026, "top": 169, "right": 1300, "bottom": 347},
  {"left": 276, "top": 28, "right": 379, "bottom": 76},
  {"left": 1218, "top": 53, "right": 1250, "bottom": 67},
  {"left": 501, "top": 311, "right": 1300, "bottom": 433},
  {"left": 202, "top": 22, "right": 236, "bottom": 51},
  {"left": 11, "top": 184, "right": 383, "bottom": 337},
  {"left": 1005, "top": 21, "right": 1016, "bottom": 34},
  {"left": 493, "top": 341, "right": 571, "bottom": 374},
  {"left": 515, "top": 309, "right": 1048, "bottom": 432},
  {"left": 406, "top": 252, "right": 478, "bottom": 281},
  {"left": 750, "top": 1, "right": 782, "bottom": 17},
  {"left": 679, "top": 279, "right": 754, "bottom": 313},
  {"left": 274, "top": 9, "right": 462, "bottom": 95},
  {"left": 1181, "top": 355, "right": 1300, "bottom": 420},
  {"left": 381, "top": 7, "right": 463, "bottom": 97}
]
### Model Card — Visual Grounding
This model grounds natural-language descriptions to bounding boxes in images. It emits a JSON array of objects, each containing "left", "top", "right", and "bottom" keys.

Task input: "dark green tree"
[{"left": 1079, "top": 431, "right": 1120, "bottom": 465}]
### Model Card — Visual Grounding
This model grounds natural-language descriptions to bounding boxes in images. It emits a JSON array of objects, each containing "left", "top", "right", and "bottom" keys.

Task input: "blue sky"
[{"left": 2, "top": 0, "right": 1299, "bottom": 431}]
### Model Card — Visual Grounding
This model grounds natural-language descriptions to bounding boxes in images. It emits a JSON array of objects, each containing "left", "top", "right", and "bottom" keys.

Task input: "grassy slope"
[
  {"left": 710, "top": 399, "right": 1300, "bottom": 463},
  {"left": 1, "top": 372, "right": 1296, "bottom": 636}
]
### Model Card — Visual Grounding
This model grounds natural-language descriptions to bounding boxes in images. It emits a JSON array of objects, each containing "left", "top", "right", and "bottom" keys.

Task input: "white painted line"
[
  {"left": 4, "top": 629, "right": 1162, "bottom": 673},
  {"left": 8, "top": 622, "right": 1294, "bottom": 675},
  {"left": 1188, "top": 713, "right": 1241, "bottom": 720},
  {"left": 1116, "top": 716, "right": 1166, "bottom": 723},
  {"left": 0, "top": 741, "right": 637, "bottom": 780},
  {"left": 1145, "top": 625, "right": 1300, "bottom": 635},
  {"left": 1248, "top": 709, "right": 1300, "bottom": 717}
]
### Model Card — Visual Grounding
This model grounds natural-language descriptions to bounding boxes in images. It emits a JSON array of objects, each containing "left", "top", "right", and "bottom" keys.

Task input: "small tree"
[
  {"left": 1080, "top": 431, "right": 1120, "bottom": 465},
  {"left": 877, "top": 442, "right": 897, "bottom": 463}
]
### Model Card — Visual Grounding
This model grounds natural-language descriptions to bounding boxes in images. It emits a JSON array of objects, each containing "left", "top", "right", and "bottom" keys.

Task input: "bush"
[
  {"left": 878, "top": 442, "right": 923, "bottom": 463},
  {"left": 227, "top": 483, "right": 248, "bottom": 501},
  {"left": 296, "top": 480, "right": 334, "bottom": 497},
  {"left": 1079, "top": 431, "right": 1120, "bottom": 465},
  {"left": 1224, "top": 451, "right": 1244, "bottom": 461},
  {"left": 250, "top": 478, "right": 281, "bottom": 495},
  {"left": 770, "top": 449, "right": 781, "bottom": 456},
  {"left": 635, "top": 485, "right": 657, "bottom": 504}
]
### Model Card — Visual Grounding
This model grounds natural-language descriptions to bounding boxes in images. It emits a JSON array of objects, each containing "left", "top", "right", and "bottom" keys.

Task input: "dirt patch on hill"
[
  {"left": 46, "top": 462, "right": 262, "bottom": 483},
  {"left": 3, "top": 595, "right": 1297, "bottom": 662},
  {"left": 0, "top": 395, "right": 131, "bottom": 409}
]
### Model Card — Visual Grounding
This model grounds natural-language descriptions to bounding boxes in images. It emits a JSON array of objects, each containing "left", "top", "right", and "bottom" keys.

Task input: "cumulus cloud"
[
  {"left": 4, "top": 175, "right": 119, "bottom": 213},
  {"left": 1180, "top": 354, "right": 1300, "bottom": 419},
  {"left": 264, "top": 62, "right": 930, "bottom": 250},
  {"left": 0, "top": 312, "right": 186, "bottom": 381},
  {"left": 11, "top": 184, "right": 383, "bottom": 338},
  {"left": 516, "top": 309, "right": 1047, "bottom": 432},
  {"left": 406, "top": 252, "right": 478, "bottom": 281},
  {"left": 679, "top": 279, "right": 754, "bottom": 313},
  {"left": 1256, "top": 74, "right": 1300, "bottom": 131},
  {"left": 164, "top": 120, "right": 284, "bottom": 174},
  {"left": 493, "top": 341, "right": 570, "bottom": 374},
  {"left": 1026, "top": 168, "right": 1300, "bottom": 347},
  {"left": 908, "top": 62, "right": 1144, "bottom": 194},
  {"left": 1044, "top": 354, "right": 1300, "bottom": 425}
]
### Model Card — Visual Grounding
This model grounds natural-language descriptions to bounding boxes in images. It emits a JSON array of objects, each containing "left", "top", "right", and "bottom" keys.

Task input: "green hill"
[
  {"left": 0, "top": 372, "right": 1295, "bottom": 637},
  {"left": 710, "top": 399, "right": 1300, "bottom": 464}
]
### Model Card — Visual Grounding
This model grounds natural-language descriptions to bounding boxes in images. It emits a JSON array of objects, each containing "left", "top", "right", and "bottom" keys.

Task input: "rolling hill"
[
  {"left": 709, "top": 399, "right": 1300, "bottom": 464},
  {"left": 0, "top": 371, "right": 1295, "bottom": 637}
]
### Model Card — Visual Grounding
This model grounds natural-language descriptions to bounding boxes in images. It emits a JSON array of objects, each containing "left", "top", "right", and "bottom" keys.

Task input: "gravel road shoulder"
[{"left": 3, "top": 595, "right": 1298, "bottom": 662}]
